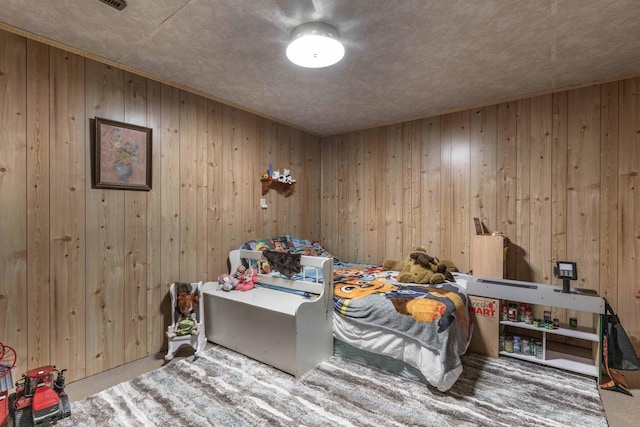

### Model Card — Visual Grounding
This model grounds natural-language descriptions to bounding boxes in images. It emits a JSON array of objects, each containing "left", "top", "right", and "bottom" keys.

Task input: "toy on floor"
[
  {"left": 5, "top": 348, "right": 71, "bottom": 427},
  {"left": 167, "top": 283, "right": 200, "bottom": 338},
  {"left": 165, "top": 282, "right": 206, "bottom": 360},
  {"left": 1, "top": 342, "right": 16, "bottom": 427}
]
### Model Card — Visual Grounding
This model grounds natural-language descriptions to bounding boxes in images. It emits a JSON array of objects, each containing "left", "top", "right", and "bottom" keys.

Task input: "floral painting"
[{"left": 94, "top": 117, "right": 152, "bottom": 190}]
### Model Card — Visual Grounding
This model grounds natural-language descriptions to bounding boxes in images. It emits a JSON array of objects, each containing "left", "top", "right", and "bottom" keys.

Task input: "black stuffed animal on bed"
[{"left": 263, "top": 250, "right": 302, "bottom": 279}]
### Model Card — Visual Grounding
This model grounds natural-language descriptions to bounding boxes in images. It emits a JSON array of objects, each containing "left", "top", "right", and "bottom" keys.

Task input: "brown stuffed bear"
[{"left": 382, "top": 246, "right": 457, "bottom": 284}]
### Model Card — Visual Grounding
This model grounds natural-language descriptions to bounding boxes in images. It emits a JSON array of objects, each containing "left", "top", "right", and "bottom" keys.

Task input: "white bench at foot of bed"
[{"left": 203, "top": 249, "right": 333, "bottom": 377}]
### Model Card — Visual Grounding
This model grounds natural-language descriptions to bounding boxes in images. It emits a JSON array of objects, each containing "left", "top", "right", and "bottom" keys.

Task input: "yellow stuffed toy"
[{"left": 382, "top": 246, "right": 457, "bottom": 284}]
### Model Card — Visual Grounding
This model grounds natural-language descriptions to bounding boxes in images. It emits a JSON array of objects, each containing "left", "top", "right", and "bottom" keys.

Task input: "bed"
[{"left": 237, "top": 235, "right": 473, "bottom": 392}]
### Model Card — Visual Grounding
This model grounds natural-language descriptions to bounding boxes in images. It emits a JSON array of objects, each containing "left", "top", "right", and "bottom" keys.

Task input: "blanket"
[
  {"left": 332, "top": 263, "right": 471, "bottom": 389},
  {"left": 334, "top": 265, "right": 469, "bottom": 332}
]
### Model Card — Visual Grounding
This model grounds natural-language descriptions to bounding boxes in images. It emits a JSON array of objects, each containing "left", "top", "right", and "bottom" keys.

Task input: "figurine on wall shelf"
[
  {"left": 279, "top": 169, "right": 296, "bottom": 184},
  {"left": 260, "top": 166, "right": 297, "bottom": 196}
]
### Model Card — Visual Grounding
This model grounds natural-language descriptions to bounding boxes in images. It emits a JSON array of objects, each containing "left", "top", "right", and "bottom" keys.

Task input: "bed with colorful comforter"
[{"left": 239, "top": 236, "right": 472, "bottom": 392}]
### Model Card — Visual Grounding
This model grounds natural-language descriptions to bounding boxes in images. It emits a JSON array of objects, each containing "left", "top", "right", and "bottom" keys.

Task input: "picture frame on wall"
[{"left": 93, "top": 117, "right": 152, "bottom": 191}]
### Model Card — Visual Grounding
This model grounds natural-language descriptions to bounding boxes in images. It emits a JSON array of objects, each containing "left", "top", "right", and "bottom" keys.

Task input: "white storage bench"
[{"left": 203, "top": 249, "right": 333, "bottom": 377}]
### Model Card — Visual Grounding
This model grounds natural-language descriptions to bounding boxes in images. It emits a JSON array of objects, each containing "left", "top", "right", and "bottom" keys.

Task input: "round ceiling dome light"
[{"left": 286, "top": 22, "right": 345, "bottom": 68}]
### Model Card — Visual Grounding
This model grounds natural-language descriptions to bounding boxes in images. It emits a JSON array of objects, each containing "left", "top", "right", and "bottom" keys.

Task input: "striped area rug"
[{"left": 59, "top": 345, "right": 607, "bottom": 426}]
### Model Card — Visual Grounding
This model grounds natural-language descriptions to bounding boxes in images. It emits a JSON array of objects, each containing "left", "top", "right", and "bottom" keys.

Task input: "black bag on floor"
[
  {"left": 603, "top": 299, "right": 640, "bottom": 371},
  {"left": 601, "top": 336, "right": 634, "bottom": 396}
]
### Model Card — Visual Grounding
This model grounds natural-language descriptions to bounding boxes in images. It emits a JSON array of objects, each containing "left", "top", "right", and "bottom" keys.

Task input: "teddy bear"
[
  {"left": 382, "top": 246, "right": 457, "bottom": 284},
  {"left": 166, "top": 283, "right": 200, "bottom": 338}
]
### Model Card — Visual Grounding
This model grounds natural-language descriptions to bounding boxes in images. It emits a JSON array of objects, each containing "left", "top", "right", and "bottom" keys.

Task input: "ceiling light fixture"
[{"left": 286, "top": 22, "right": 345, "bottom": 68}]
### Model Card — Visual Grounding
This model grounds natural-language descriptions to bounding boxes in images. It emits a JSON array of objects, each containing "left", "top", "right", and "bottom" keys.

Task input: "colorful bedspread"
[{"left": 333, "top": 262, "right": 471, "bottom": 391}]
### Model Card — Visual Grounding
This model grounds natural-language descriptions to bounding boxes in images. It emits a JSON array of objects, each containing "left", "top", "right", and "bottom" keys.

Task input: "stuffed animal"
[
  {"left": 281, "top": 169, "right": 296, "bottom": 184},
  {"left": 217, "top": 273, "right": 239, "bottom": 291},
  {"left": 382, "top": 246, "right": 457, "bottom": 284},
  {"left": 167, "top": 283, "right": 200, "bottom": 338},
  {"left": 235, "top": 265, "right": 257, "bottom": 291}
]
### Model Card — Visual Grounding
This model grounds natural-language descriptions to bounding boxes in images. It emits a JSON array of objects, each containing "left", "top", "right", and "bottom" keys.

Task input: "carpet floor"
[{"left": 58, "top": 345, "right": 607, "bottom": 426}]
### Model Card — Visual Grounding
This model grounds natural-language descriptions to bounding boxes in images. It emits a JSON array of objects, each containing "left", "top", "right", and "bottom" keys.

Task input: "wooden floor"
[{"left": 64, "top": 342, "right": 639, "bottom": 427}]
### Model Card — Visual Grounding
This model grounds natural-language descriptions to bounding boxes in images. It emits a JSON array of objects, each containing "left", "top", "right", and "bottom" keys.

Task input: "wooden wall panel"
[
  {"left": 528, "top": 95, "right": 553, "bottom": 283},
  {"left": 335, "top": 135, "right": 349, "bottom": 258},
  {"left": 402, "top": 122, "right": 417, "bottom": 253},
  {"left": 221, "top": 105, "right": 240, "bottom": 252},
  {"left": 419, "top": 117, "right": 442, "bottom": 255},
  {"left": 1, "top": 29, "right": 322, "bottom": 382},
  {"left": 470, "top": 106, "right": 497, "bottom": 266},
  {"left": 85, "top": 61, "right": 126, "bottom": 375},
  {"left": 348, "top": 131, "right": 365, "bottom": 260},
  {"left": 195, "top": 96, "right": 209, "bottom": 280},
  {"left": 384, "top": 125, "right": 403, "bottom": 259},
  {"left": 320, "top": 136, "right": 338, "bottom": 256},
  {"left": 160, "top": 83, "right": 181, "bottom": 287},
  {"left": 514, "top": 99, "right": 532, "bottom": 281},
  {"left": 207, "top": 100, "right": 224, "bottom": 276},
  {"left": 496, "top": 102, "right": 517, "bottom": 279},
  {"left": 450, "top": 111, "right": 471, "bottom": 268},
  {"left": 599, "top": 82, "right": 619, "bottom": 304},
  {"left": 260, "top": 120, "right": 278, "bottom": 240},
  {"left": 567, "top": 86, "right": 601, "bottom": 324},
  {"left": 49, "top": 48, "right": 86, "bottom": 380},
  {"left": 26, "top": 39, "right": 50, "bottom": 367},
  {"left": 295, "top": 131, "right": 322, "bottom": 241},
  {"left": 123, "top": 71, "right": 148, "bottom": 363},
  {"left": 363, "top": 128, "right": 381, "bottom": 263},
  {"left": 439, "top": 115, "right": 453, "bottom": 261},
  {"left": 274, "top": 123, "right": 291, "bottom": 236},
  {"left": 0, "top": 30, "right": 27, "bottom": 371},
  {"left": 3, "top": 26, "right": 640, "bottom": 379},
  {"left": 241, "top": 112, "right": 257, "bottom": 239},
  {"left": 551, "top": 91, "right": 569, "bottom": 322},
  {"left": 320, "top": 76, "right": 640, "bottom": 348},
  {"left": 145, "top": 79, "right": 164, "bottom": 355},
  {"left": 618, "top": 78, "right": 640, "bottom": 343},
  {"left": 179, "top": 91, "right": 200, "bottom": 281}
]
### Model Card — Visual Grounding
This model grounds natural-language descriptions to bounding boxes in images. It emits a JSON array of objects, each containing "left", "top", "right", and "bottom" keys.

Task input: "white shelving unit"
[
  {"left": 499, "top": 320, "right": 599, "bottom": 377},
  {"left": 467, "top": 276, "right": 605, "bottom": 378}
]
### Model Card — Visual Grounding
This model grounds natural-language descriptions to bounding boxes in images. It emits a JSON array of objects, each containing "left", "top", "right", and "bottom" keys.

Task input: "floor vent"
[{"left": 98, "top": 0, "right": 127, "bottom": 11}]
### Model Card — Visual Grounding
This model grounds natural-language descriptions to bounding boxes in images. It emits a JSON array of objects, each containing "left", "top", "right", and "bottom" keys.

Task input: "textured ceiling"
[{"left": 1, "top": 0, "right": 639, "bottom": 136}]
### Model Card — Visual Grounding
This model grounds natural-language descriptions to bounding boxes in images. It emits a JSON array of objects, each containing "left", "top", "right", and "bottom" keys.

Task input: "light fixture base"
[{"left": 286, "top": 22, "right": 345, "bottom": 68}]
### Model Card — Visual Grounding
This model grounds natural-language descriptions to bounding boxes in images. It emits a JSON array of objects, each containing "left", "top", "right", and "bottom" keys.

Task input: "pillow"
[
  {"left": 239, "top": 235, "right": 296, "bottom": 272},
  {"left": 240, "top": 237, "right": 274, "bottom": 252},
  {"left": 272, "top": 235, "right": 296, "bottom": 254},
  {"left": 290, "top": 237, "right": 338, "bottom": 260}
]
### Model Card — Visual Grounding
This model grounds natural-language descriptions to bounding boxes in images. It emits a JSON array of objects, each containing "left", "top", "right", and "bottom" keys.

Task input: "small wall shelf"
[{"left": 261, "top": 178, "right": 295, "bottom": 197}]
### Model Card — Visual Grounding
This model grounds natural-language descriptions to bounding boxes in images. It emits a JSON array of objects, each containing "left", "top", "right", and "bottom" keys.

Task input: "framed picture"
[{"left": 94, "top": 117, "right": 152, "bottom": 191}]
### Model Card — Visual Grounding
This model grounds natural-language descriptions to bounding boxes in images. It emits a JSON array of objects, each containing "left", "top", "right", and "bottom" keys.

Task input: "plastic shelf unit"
[{"left": 467, "top": 276, "right": 605, "bottom": 378}]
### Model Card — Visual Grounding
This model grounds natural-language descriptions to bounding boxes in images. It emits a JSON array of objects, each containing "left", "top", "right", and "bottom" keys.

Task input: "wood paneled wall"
[
  {"left": 0, "top": 30, "right": 321, "bottom": 381},
  {"left": 321, "top": 80, "right": 640, "bottom": 346},
  {"left": 2, "top": 26, "right": 639, "bottom": 381}
]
